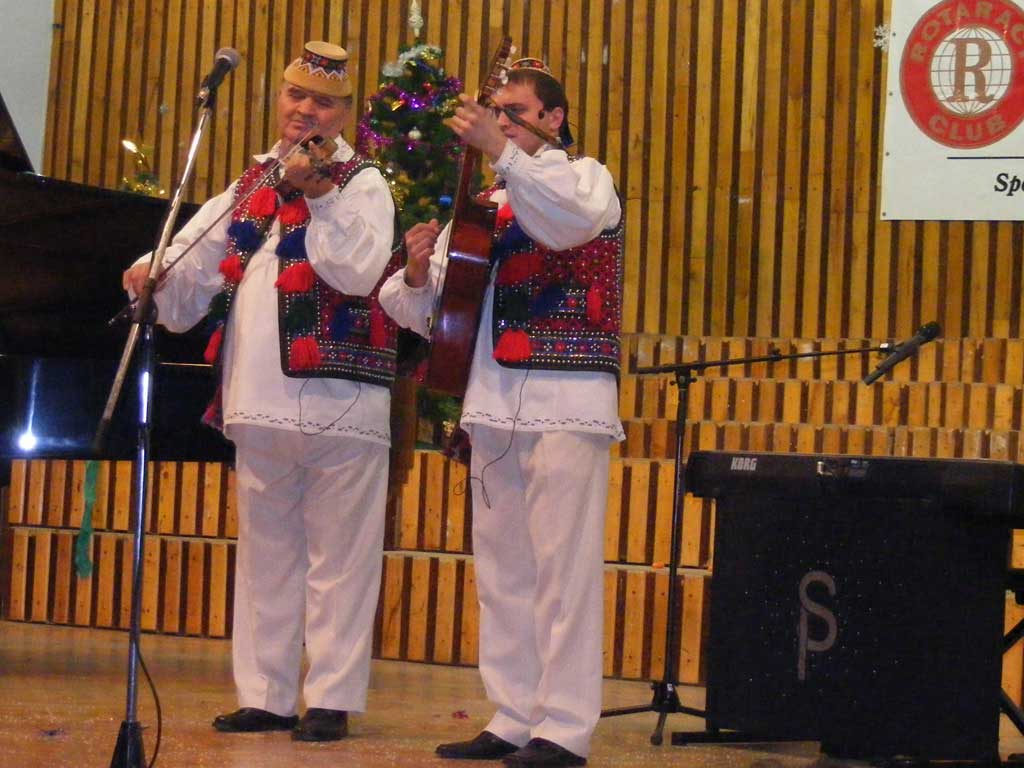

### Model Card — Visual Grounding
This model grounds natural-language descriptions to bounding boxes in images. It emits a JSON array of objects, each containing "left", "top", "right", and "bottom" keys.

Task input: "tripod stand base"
[
  {"left": 601, "top": 682, "right": 705, "bottom": 745},
  {"left": 110, "top": 720, "right": 145, "bottom": 768}
]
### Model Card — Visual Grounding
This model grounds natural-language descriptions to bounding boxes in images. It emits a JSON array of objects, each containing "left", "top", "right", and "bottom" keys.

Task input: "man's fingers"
[
  {"left": 457, "top": 93, "right": 482, "bottom": 110},
  {"left": 123, "top": 265, "right": 149, "bottom": 294},
  {"left": 406, "top": 235, "right": 435, "bottom": 258},
  {"left": 405, "top": 221, "right": 442, "bottom": 261},
  {"left": 411, "top": 240, "right": 435, "bottom": 260},
  {"left": 408, "top": 222, "right": 439, "bottom": 242},
  {"left": 406, "top": 230, "right": 430, "bottom": 250},
  {"left": 446, "top": 115, "right": 468, "bottom": 136}
]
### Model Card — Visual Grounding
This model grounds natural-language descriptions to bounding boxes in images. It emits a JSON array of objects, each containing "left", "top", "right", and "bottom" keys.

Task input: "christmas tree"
[
  {"left": 356, "top": 44, "right": 464, "bottom": 232},
  {"left": 358, "top": 36, "right": 469, "bottom": 456}
]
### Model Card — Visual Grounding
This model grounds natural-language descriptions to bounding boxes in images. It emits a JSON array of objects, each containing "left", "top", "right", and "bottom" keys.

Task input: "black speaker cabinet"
[{"left": 685, "top": 452, "right": 1021, "bottom": 763}]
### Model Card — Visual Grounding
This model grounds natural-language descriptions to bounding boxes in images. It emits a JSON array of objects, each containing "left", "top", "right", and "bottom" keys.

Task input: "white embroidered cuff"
[
  {"left": 305, "top": 184, "right": 343, "bottom": 214},
  {"left": 491, "top": 140, "right": 527, "bottom": 180}
]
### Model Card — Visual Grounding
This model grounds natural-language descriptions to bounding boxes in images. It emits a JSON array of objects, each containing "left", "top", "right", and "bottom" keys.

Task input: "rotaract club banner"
[{"left": 881, "top": 0, "right": 1024, "bottom": 220}]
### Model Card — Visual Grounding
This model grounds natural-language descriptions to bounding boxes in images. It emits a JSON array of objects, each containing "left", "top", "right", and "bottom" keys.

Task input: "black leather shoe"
[
  {"left": 502, "top": 738, "right": 586, "bottom": 767},
  {"left": 436, "top": 730, "right": 519, "bottom": 759},
  {"left": 212, "top": 707, "right": 299, "bottom": 732},
  {"left": 291, "top": 708, "right": 348, "bottom": 742}
]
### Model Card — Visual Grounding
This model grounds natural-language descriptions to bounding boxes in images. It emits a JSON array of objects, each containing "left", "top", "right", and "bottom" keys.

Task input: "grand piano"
[{"left": 0, "top": 91, "right": 233, "bottom": 473}]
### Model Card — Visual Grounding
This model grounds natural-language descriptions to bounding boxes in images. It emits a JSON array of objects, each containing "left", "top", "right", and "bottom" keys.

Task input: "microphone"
[
  {"left": 196, "top": 47, "right": 242, "bottom": 106},
  {"left": 863, "top": 321, "right": 941, "bottom": 385}
]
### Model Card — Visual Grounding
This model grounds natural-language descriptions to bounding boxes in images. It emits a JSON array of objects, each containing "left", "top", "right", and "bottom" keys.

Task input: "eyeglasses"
[{"left": 489, "top": 104, "right": 531, "bottom": 119}]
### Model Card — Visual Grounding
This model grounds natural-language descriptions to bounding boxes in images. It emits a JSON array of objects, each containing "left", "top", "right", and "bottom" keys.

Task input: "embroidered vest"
[
  {"left": 489, "top": 179, "right": 624, "bottom": 375},
  {"left": 205, "top": 154, "right": 401, "bottom": 391}
]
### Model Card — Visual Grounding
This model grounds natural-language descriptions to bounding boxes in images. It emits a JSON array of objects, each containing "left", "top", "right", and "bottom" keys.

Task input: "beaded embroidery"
[
  {"left": 488, "top": 172, "right": 624, "bottom": 375},
  {"left": 202, "top": 154, "right": 400, "bottom": 427}
]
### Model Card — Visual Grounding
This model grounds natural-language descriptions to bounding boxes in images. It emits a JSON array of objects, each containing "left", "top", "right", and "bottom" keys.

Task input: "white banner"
[{"left": 881, "top": 0, "right": 1024, "bottom": 220}]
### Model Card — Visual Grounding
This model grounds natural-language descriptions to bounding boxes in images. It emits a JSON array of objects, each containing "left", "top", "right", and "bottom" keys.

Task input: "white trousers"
[
  {"left": 470, "top": 426, "right": 609, "bottom": 757},
  {"left": 229, "top": 424, "right": 387, "bottom": 716}
]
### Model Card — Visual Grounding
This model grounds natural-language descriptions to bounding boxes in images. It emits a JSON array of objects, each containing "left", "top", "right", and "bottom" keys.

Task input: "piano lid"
[
  {"left": 0, "top": 95, "right": 226, "bottom": 463},
  {"left": 0, "top": 165, "right": 204, "bottom": 361},
  {"left": 0, "top": 89, "right": 34, "bottom": 173}
]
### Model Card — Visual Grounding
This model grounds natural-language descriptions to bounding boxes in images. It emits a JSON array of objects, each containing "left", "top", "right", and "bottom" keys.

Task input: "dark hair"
[{"left": 506, "top": 68, "right": 574, "bottom": 147}]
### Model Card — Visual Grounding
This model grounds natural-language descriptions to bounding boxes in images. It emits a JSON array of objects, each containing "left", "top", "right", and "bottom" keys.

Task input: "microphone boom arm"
[{"left": 862, "top": 321, "right": 941, "bottom": 386}]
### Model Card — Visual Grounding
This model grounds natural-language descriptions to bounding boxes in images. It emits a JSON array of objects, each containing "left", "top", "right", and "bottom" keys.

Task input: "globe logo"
[
  {"left": 901, "top": 0, "right": 1024, "bottom": 149},
  {"left": 930, "top": 26, "right": 1012, "bottom": 116}
]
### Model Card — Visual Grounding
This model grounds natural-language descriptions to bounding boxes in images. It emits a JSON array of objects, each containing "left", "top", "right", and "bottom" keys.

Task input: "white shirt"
[
  {"left": 136, "top": 138, "right": 397, "bottom": 445},
  {"left": 379, "top": 141, "right": 625, "bottom": 442}
]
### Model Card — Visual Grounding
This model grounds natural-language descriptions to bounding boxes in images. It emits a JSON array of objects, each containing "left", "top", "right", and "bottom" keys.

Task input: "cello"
[{"left": 424, "top": 37, "right": 513, "bottom": 398}]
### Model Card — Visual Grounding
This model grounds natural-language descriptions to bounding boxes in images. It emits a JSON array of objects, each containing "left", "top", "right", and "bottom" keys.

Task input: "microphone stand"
[
  {"left": 600, "top": 340, "right": 895, "bottom": 746},
  {"left": 99, "top": 90, "right": 219, "bottom": 768}
]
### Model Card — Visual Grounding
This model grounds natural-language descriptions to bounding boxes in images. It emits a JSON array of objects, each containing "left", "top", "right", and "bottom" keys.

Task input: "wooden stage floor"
[{"left": 1, "top": 621, "right": 1022, "bottom": 767}]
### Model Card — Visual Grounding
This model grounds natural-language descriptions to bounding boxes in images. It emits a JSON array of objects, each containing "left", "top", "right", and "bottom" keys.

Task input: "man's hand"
[
  {"left": 122, "top": 262, "right": 152, "bottom": 296},
  {"left": 445, "top": 94, "right": 507, "bottom": 161},
  {"left": 403, "top": 219, "right": 442, "bottom": 288},
  {"left": 282, "top": 150, "right": 336, "bottom": 198}
]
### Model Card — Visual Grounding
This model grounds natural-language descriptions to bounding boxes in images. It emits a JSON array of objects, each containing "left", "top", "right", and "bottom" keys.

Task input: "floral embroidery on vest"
[{"left": 488, "top": 170, "right": 624, "bottom": 375}]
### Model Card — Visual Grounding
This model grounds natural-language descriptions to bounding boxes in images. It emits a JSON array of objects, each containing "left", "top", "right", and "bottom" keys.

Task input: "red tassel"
[
  {"left": 289, "top": 336, "right": 322, "bottom": 370},
  {"left": 496, "top": 253, "right": 544, "bottom": 286},
  {"left": 495, "top": 203, "right": 515, "bottom": 228},
  {"left": 369, "top": 303, "right": 388, "bottom": 348},
  {"left": 219, "top": 254, "right": 244, "bottom": 283},
  {"left": 203, "top": 326, "right": 224, "bottom": 364},
  {"left": 246, "top": 186, "right": 279, "bottom": 217},
  {"left": 586, "top": 284, "right": 604, "bottom": 325},
  {"left": 275, "top": 261, "right": 317, "bottom": 292},
  {"left": 493, "top": 329, "right": 532, "bottom": 362},
  {"left": 201, "top": 385, "right": 224, "bottom": 430},
  {"left": 278, "top": 198, "right": 310, "bottom": 226}
]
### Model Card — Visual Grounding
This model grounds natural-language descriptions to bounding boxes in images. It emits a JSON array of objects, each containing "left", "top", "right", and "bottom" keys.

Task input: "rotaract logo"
[{"left": 901, "top": 0, "right": 1024, "bottom": 148}]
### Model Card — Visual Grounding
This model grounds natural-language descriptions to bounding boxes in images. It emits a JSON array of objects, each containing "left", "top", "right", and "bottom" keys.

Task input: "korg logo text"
[{"left": 730, "top": 456, "right": 757, "bottom": 471}]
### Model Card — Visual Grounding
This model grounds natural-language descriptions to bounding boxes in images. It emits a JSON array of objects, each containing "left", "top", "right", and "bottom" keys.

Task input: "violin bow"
[{"left": 112, "top": 126, "right": 331, "bottom": 324}]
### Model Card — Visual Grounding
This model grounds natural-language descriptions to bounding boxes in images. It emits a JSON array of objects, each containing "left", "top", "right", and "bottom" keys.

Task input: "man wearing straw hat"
[
  {"left": 380, "top": 57, "right": 623, "bottom": 767},
  {"left": 123, "top": 41, "right": 398, "bottom": 742}
]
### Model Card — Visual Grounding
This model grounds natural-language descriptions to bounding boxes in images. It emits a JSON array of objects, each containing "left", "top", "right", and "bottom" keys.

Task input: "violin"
[{"left": 265, "top": 133, "right": 338, "bottom": 196}]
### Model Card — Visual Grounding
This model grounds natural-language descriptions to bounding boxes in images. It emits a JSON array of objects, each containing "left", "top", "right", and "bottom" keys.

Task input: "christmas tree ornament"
[{"left": 119, "top": 138, "right": 165, "bottom": 197}]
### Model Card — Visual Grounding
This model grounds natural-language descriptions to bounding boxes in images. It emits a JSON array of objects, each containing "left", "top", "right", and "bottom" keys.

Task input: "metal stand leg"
[
  {"left": 601, "top": 369, "right": 704, "bottom": 745},
  {"left": 109, "top": 324, "right": 155, "bottom": 768},
  {"left": 99, "top": 92, "right": 215, "bottom": 768}
]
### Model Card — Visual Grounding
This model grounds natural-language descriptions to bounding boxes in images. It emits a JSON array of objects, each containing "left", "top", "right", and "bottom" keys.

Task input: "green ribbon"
[{"left": 73, "top": 460, "right": 99, "bottom": 578}]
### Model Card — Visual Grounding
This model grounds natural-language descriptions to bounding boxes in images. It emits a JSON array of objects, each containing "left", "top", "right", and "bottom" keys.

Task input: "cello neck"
[{"left": 451, "top": 36, "right": 513, "bottom": 217}]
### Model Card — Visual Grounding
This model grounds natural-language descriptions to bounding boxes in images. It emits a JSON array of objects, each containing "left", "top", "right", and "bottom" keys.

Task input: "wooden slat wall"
[
  {"left": 5, "top": 528, "right": 234, "bottom": 637},
  {"left": 42, "top": 0, "right": 1024, "bottom": 340},
  {"left": 3, "top": 457, "right": 709, "bottom": 682}
]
